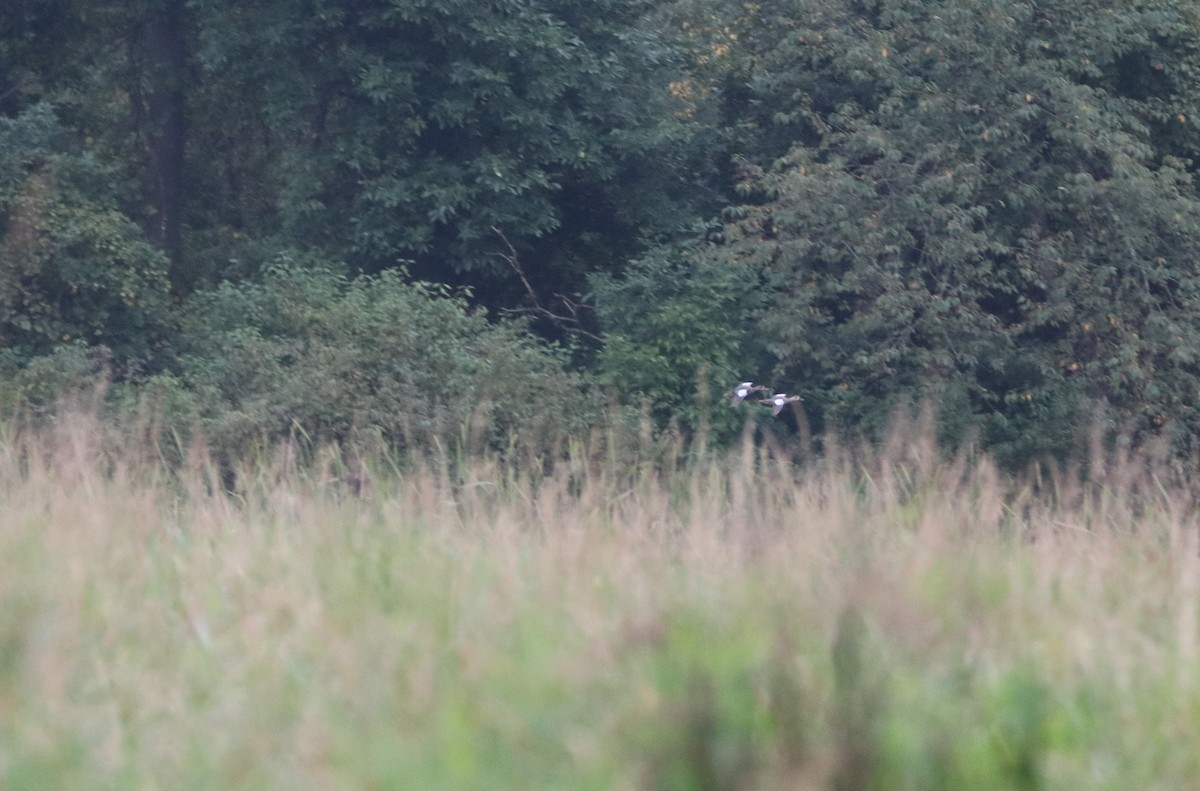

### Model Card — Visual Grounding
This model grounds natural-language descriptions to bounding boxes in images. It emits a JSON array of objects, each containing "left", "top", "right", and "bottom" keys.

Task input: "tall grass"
[{"left": 2, "top": 412, "right": 1199, "bottom": 790}]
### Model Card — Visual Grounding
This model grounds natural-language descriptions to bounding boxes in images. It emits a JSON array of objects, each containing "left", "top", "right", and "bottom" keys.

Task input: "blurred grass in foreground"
[{"left": 2, "top": 412, "right": 1200, "bottom": 790}]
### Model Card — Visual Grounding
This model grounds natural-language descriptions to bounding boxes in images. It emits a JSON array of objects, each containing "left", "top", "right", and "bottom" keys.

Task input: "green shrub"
[
  {"left": 0, "top": 341, "right": 110, "bottom": 421},
  {"left": 590, "top": 244, "right": 774, "bottom": 443},
  {"left": 164, "top": 263, "right": 597, "bottom": 458}
]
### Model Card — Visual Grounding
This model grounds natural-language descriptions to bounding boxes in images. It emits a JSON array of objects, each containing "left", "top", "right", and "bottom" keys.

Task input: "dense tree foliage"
[
  {"left": 700, "top": 0, "right": 1200, "bottom": 463},
  {"left": 0, "top": 104, "right": 170, "bottom": 363},
  {"left": 5, "top": 0, "right": 1200, "bottom": 465},
  {"left": 183, "top": 0, "right": 709, "bottom": 295}
]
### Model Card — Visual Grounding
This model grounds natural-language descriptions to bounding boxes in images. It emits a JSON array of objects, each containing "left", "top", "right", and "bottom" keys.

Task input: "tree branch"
[{"left": 490, "top": 226, "right": 603, "bottom": 343}]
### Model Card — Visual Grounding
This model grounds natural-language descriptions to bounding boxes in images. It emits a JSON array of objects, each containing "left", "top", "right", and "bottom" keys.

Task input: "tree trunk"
[{"left": 144, "top": 0, "right": 187, "bottom": 294}]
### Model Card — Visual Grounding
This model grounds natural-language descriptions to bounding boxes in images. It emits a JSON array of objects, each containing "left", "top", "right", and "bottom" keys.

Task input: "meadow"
[{"left": 2, "top": 412, "right": 1200, "bottom": 790}]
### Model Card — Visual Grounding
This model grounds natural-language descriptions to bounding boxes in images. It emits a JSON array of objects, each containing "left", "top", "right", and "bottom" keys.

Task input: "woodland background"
[{"left": 6, "top": 0, "right": 1200, "bottom": 467}]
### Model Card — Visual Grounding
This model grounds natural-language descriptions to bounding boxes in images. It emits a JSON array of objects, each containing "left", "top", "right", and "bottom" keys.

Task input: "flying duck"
[
  {"left": 759, "top": 393, "right": 802, "bottom": 416},
  {"left": 727, "top": 381, "right": 769, "bottom": 406}
]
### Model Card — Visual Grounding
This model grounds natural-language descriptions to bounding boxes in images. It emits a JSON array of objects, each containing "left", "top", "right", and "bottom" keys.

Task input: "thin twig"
[{"left": 490, "top": 226, "right": 603, "bottom": 343}]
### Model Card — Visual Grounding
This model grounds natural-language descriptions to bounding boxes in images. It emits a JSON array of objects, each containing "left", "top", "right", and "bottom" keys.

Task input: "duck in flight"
[
  {"left": 759, "top": 393, "right": 802, "bottom": 416},
  {"left": 726, "top": 381, "right": 769, "bottom": 406}
]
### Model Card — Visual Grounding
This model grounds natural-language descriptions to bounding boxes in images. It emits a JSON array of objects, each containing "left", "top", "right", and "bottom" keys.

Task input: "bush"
[
  {"left": 0, "top": 341, "right": 111, "bottom": 421},
  {"left": 590, "top": 243, "right": 775, "bottom": 443},
  {"left": 162, "top": 263, "right": 598, "bottom": 459}
]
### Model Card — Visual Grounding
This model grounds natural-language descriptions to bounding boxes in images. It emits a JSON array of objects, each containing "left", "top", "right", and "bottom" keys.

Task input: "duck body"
[
  {"left": 759, "top": 393, "right": 802, "bottom": 416},
  {"left": 727, "top": 382, "right": 768, "bottom": 406}
]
